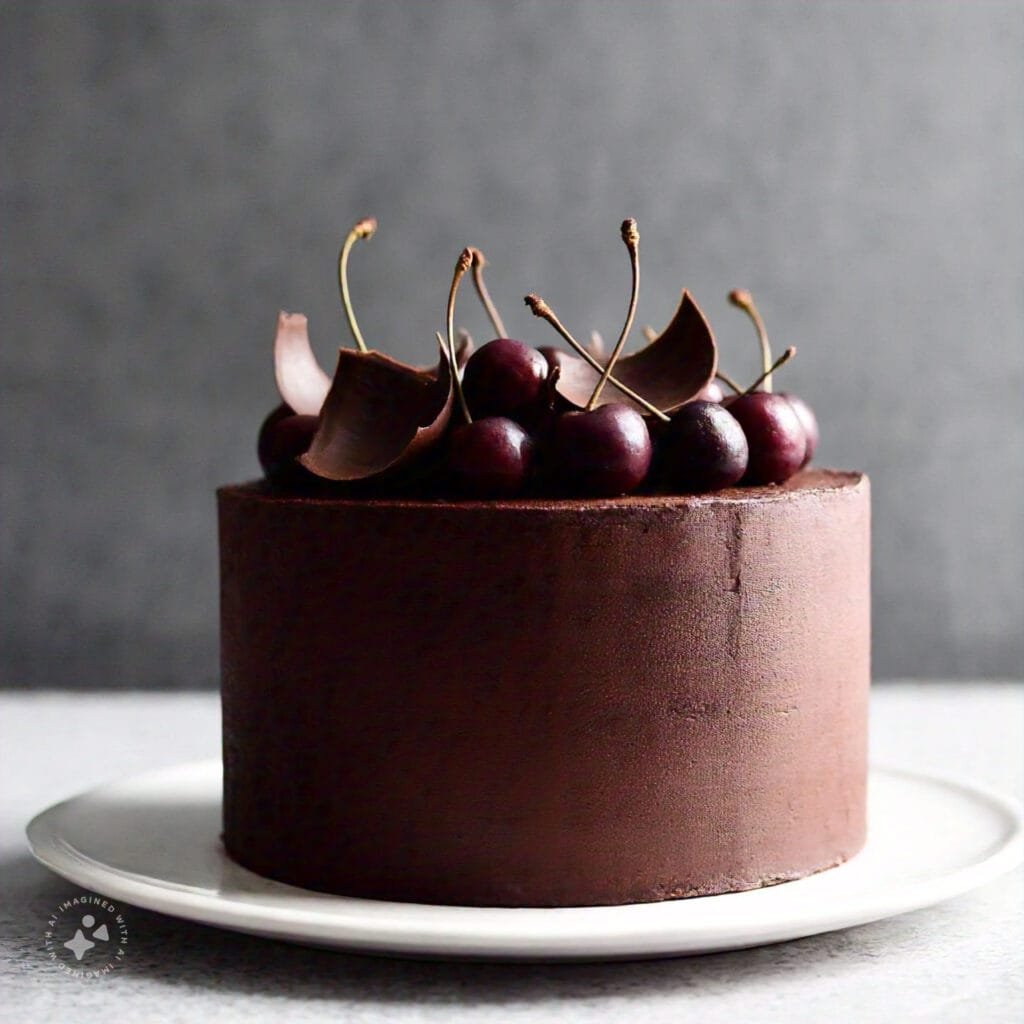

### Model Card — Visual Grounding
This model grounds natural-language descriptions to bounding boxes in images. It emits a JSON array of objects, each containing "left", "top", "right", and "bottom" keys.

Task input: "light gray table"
[{"left": 2, "top": 683, "right": 1022, "bottom": 1023}]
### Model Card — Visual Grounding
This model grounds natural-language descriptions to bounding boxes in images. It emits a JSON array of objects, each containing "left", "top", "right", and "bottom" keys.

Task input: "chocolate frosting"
[{"left": 219, "top": 469, "right": 870, "bottom": 907}]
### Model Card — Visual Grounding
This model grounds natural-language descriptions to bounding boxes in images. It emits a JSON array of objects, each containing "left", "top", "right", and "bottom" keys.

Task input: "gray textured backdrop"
[{"left": 2, "top": 0, "right": 1022, "bottom": 688}]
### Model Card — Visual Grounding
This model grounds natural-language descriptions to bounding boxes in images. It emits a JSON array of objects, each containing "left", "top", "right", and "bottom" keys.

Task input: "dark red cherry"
[
  {"left": 726, "top": 392, "right": 807, "bottom": 485},
  {"left": 551, "top": 403, "right": 652, "bottom": 496},
  {"left": 695, "top": 379, "right": 725, "bottom": 403},
  {"left": 447, "top": 417, "right": 533, "bottom": 497},
  {"left": 663, "top": 400, "right": 748, "bottom": 492},
  {"left": 258, "top": 404, "right": 318, "bottom": 482},
  {"left": 462, "top": 338, "right": 549, "bottom": 421},
  {"left": 781, "top": 393, "right": 819, "bottom": 467}
]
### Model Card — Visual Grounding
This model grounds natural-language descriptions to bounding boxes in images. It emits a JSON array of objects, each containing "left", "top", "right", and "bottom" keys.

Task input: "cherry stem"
[
  {"left": 716, "top": 370, "right": 743, "bottom": 394},
  {"left": 740, "top": 346, "right": 796, "bottom": 396},
  {"left": 445, "top": 249, "right": 474, "bottom": 424},
  {"left": 524, "top": 293, "right": 669, "bottom": 422},
  {"left": 589, "top": 330, "right": 604, "bottom": 357},
  {"left": 587, "top": 219, "right": 640, "bottom": 410},
  {"left": 468, "top": 248, "right": 507, "bottom": 338},
  {"left": 337, "top": 217, "right": 377, "bottom": 354},
  {"left": 729, "top": 288, "right": 773, "bottom": 392},
  {"left": 642, "top": 325, "right": 657, "bottom": 344}
]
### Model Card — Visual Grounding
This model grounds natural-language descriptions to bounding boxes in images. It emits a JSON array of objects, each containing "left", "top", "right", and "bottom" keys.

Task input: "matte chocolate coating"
[{"left": 219, "top": 469, "right": 870, "bottom": 907}]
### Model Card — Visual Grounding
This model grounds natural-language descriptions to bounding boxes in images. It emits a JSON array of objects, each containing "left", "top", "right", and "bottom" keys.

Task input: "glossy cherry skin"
[
  {"left": 551, "top": 403, "right": 652, "bottom": 496},
  {"left": 258, "top": 404, "right": 318, "bottom": 482},
  {"left": 447, "top": 417, "right": 534, "bottom": 497},
  {"left": 461, "top": 338, "right": 549, "bottom": 422},
  {"left": 663, "top": 400, "right": 749, "bottom": 492},
  {"left": 781, "top": 392, "right": 819, "bottom": 467},
  {"left": 725, "top": 391, "right": 807, "bottom": 485},
  {"left": 695, "top": 379, "right": 725, "bottom": 403}
]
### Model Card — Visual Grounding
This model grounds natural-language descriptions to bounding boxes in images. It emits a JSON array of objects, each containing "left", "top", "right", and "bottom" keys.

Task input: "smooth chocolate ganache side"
[{"left": 219, "top": 469, "right": 870, "bottom": 907}]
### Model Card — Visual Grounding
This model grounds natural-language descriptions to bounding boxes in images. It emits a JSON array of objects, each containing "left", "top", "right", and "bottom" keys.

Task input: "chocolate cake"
[
  {"left": 220, "top": 470, "right": 868, "bottom": 906},
  {"left": 219, "top": 216, "right": 870, "bottom": 907}
]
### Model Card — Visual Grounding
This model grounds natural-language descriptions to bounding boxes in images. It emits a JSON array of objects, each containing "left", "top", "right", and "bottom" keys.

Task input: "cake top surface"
[{"left": 221, "top": 468, "right": 864, "bottom": 512}]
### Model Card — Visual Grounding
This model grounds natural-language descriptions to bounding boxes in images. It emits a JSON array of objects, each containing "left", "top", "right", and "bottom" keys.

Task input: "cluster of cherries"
[{"left": 258, "top": 218, "right": 819, "bottom": 499}]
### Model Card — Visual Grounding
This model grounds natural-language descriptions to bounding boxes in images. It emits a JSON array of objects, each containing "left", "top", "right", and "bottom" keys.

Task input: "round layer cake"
[{"left": 219, "top": 468, "right": 869, "bottom": 907}]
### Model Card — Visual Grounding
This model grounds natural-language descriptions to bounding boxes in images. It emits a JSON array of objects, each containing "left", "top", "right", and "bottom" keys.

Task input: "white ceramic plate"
[{"left": 26, "top": 761, "right": 1023, "bottom": 962}]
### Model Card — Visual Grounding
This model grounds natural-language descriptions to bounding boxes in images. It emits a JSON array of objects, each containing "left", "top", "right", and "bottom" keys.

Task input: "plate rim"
[{"left": 25, "top": 761, "right": 1024, "bottom": 961}]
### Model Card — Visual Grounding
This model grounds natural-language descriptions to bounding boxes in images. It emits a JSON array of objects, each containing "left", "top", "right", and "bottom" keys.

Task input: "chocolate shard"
[
  {"left": 555, "top": 291, "right": 718, "bottom": 416},
  {"left": 455, "top": 330, "right": 475, "bottom": 368},
  {"left": 299, "top": 348, "right": 453, "bottom": 481},
  {"left": 273, "top": 311, "right": 332, "bottom": 416},
  {"left": 419, "top": 330, "right": 474, "bottom": 376}
]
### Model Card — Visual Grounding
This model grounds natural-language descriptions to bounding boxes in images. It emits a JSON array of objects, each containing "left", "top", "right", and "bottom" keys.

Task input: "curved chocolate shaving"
[
  {"left": 273, "top": 311, "right": 331, "bottom": 416},
  {"left": 555, "top": 291, "right": 717, "bottom": 416},
  {"left": 418, "top": 330, "right": 474, "bottom": 376},
  {"left": 300, "top": 349, "right": 453, "bottom": 481},
  {"left": 455, "top": 330, "right": 475, "bottom": 367}
]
